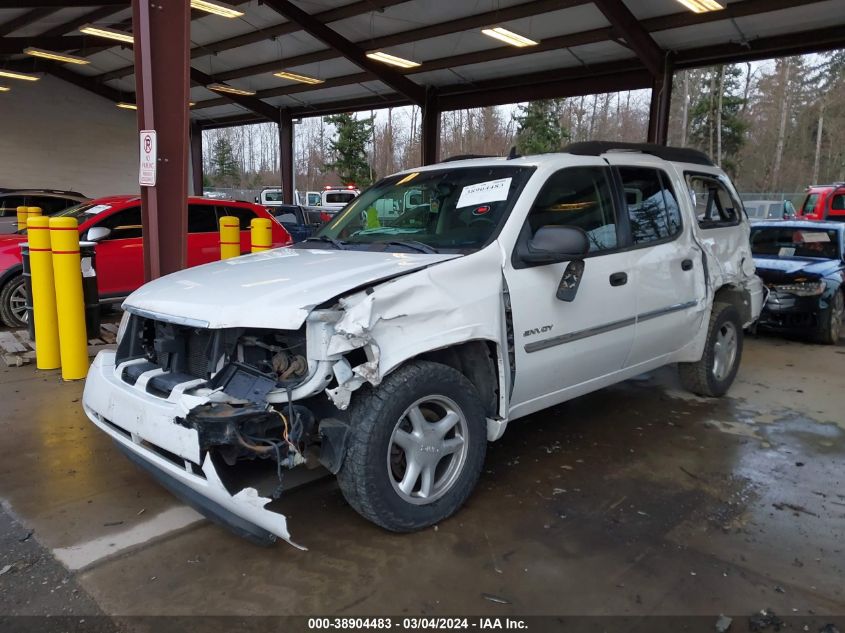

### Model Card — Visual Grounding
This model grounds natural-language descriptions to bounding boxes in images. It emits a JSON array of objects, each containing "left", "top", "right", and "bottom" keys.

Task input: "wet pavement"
[{"left": 0, "top": 334, "right": 843, "bottom": 622}]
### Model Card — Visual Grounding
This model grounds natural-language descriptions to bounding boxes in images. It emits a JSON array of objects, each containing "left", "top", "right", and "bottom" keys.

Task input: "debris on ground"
[
  {"left": 0, "top": 564, "right": 13, "bottom": 576},
  {"left": 17, "top": 530, "right": 32, "bottom": 542},
  {"left": 715, "top": 614, "right": 733, "bottom": 632},
  {"left": 481, "top": 593, "right": 511, "bottom": 605},
  {"left": 749, "top": 609, "right": 784, "bottom": 632},
  {"left": 103, "top": 521, "right": 124, "bottom": 527},
  {"left": 774, "top": 585, "right": 785, "bottom": 594},
  {"left": 772, "top": 502, "right": 819, "bottom": 517},
  {"left": 818, "top": 625, "right": 840, "bottom": 633}
]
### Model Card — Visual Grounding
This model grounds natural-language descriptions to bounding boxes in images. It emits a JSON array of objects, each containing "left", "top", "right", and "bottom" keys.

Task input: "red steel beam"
[
  {"left": 132, "top": 0, "right": 190, "bottom": 279},
  {"left": 592, "top": 0, "right": 663, "bottom": 76}
]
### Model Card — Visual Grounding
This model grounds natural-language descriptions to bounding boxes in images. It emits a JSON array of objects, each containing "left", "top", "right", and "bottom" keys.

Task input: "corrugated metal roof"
[{"left": 0, "top": 0, "right": 843, "bottom": 126}]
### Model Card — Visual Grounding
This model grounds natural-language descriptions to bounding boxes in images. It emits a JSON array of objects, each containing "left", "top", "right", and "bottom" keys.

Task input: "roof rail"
[
  {"left": 441, "top": 154, "right": 497, "bottom": 162},
  {"left": 563, "top": 142, "right": 714, "bottom": 167}
]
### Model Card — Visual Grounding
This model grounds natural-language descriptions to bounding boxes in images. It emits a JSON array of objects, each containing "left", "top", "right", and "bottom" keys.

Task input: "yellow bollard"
[
  {"left": 250, "top": 218, "right": 273, "bottom": 253},
  {"left": 49, "top": 217, "right": 89, "bottom": 380},
  {"left": 26, "top": 206, "right": 42, "bottom": 225},
  {"left": 16, "top": 206, "right": 27, "bottom": 231},
  {"left": 27, "top": 216, "right": 61, "bottom": 369},
  {"left": 219, "top": 215, "right": 241, "bottom": 259}
]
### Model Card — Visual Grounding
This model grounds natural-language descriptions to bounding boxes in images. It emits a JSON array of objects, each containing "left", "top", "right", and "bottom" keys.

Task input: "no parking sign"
[{"left": 139, "top": 129, "right": 157, "bottom": 187}]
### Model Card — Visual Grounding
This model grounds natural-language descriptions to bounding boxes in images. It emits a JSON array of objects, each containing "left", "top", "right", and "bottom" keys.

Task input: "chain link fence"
[
  {"left": 201, "top": 187, "right": 264, "bottom": 203},
  {"left": 738, "top": 192, "right": 806, "bottom": 206}
]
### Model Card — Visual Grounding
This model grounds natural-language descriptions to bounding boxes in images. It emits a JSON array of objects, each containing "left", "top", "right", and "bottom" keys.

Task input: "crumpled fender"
[{"left": 323, "top": 246, "right": 508, "bottom": 412}]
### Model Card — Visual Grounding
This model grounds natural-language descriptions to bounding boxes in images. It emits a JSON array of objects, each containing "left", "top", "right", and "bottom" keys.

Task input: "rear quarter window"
[{"left": 685, "top": 173, "right": 741, "bottom": 229}]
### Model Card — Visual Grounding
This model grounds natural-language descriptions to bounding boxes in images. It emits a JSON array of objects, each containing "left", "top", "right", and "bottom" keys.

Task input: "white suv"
[{"left": 83, "top": 143, "right": 763, "bottom": 545}]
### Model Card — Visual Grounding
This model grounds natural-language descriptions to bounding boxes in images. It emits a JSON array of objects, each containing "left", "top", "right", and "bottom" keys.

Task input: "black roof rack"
[
  {"left": 563, "top": 142, "right": 714, "bottom": 167},
  {"left": 441, "top": 154, "right": 497, "bottom": 162}
]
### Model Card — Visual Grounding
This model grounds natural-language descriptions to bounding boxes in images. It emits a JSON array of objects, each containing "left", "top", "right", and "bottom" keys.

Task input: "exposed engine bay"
[{"left": 114, "top": 315, "right": 350, "bottom": 499}]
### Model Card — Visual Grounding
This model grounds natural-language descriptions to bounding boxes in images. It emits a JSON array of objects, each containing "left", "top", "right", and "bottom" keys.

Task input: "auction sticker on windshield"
[
  {"left": 84, "top": 204, "right": 112, "bottom": 215},
  {"left": 457, "top": 177, "right": 512, "bottom": 208}
]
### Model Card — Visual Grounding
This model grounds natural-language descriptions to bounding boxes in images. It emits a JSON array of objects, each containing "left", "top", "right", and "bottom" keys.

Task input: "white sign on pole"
[{"left": 139, "top": 129, "right": 157, "bottom": 187}]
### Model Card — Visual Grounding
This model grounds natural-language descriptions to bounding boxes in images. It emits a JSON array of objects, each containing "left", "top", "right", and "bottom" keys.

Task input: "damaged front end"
[{"left": 83, "top": 311, "right": 357, "bottom": 546}]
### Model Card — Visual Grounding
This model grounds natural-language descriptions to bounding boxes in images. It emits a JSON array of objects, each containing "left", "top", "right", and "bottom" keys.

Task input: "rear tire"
[
  {"left": 817, "top": 290, "right": 843, "bottom": 345},
  {"left": 679, "top": 302, "right": 743, "bottom": 397},
  {"left": 337, "top": 360, "right": 487, "bottom": 532},
  {"left": 0, "top": 275, "right": 27, "bottom": 329}
]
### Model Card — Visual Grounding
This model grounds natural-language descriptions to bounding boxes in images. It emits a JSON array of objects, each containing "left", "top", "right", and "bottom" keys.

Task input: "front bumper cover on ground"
[{"left": 82, "top": 351, "right": 299, "bottom": 547}]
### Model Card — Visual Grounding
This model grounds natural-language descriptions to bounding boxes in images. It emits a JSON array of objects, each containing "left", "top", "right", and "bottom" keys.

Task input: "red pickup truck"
[{"left": 798, "top": 183, "right": 845, "bottom": 221}]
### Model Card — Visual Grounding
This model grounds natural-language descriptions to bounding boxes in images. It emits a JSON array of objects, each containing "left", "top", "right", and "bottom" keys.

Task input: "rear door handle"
[
  {"left": 681, "top": 259, "right": 694, "bottom": 271},
  {"left": 609, "top": 272, "right": 628, "bottom": 286}
]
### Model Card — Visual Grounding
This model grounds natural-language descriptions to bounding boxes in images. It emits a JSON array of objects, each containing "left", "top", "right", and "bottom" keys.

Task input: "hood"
[
  {"left": 753, "top": 256, "right": 842, "bottom": 282},
  {"left": 0, "top": 234, "right": 26, "bottom": 253},
  {"left": 125, "top": 247, "right": 460, "bottom": 329}
]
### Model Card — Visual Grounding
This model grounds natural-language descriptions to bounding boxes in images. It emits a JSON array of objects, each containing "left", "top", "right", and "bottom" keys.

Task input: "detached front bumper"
[{"left": 82, "top": 350, "right": 297, "bottom": 546}]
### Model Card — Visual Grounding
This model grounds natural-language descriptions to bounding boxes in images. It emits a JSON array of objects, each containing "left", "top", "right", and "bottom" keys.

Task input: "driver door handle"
[
  {"left": 609, "top": 272, "right": 628, "bottom": 287},
  {"left": 681, "top": 259, "right": 694, "bottom": 271}
]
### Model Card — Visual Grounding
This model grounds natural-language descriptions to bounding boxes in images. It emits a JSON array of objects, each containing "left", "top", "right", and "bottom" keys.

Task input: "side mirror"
[
  {"left": 86, "top": 226, "right": 111, "bottom": 242},
  {"left": 519, "top": 225, "right": 589, "bottom": 265}
]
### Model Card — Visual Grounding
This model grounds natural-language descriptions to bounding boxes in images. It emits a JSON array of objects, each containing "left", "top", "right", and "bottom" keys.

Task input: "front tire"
[
  {"left": 679, "top": 302, "right": 743, "bottom": 397},
  {"left": 337, "top": 360, "right": 487, "bottom": 532},
  {"left": 0, "top": 276, "right": 27, "bottom": 328},
  {"left": 817, "top": 290, "right": 843, "bottom": 345}
]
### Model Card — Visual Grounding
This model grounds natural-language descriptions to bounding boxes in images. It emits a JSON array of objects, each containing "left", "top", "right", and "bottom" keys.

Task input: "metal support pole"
[
  {"left": 190, "top": 122, "right": 203, "bottom": 196},
  {"left": 132, "top": 0, "right": 190, "bottom": 280},
  {"left": 421, "top": 92, "right": 440, "bottom": 166},
  {"left": 648, "top": 56, "right": 674, "bottom": 146},
  {"left": 279, "top": 109, "right": 294, "bottom": 204}
]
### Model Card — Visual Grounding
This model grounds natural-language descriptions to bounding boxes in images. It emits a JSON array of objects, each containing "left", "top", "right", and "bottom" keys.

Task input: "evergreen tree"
[
  {"left": 323, "top": 113, "right": 374, "bottom": 186},
  {"left": 687, "top": 64, "right": 747, "bottom": 174},
  {"left": 513, "top": 100, "right": 568, "bottom": 155},
  {"left": 210, "top": 136, "right": 240, "bottom": 187}
]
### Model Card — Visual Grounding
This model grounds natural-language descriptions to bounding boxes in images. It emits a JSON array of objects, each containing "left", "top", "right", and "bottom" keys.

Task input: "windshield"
[
  {"left": 315, "top": 166, "right": 535, "bottom": 253},
  {"left": 15, "top": 200, "right": 117, "bottom": 235},
  {"left": 750, "top": 227, "right": 841, "bottom": 260},
  {"left": 802, "top": 193, "right": 820, "bottom": 214}
]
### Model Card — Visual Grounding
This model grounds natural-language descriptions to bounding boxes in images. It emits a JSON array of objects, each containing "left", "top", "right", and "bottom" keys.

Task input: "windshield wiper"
[
  {"left": 303, "top": 236, "right": 347, "bottom": 249},
  {"left": 377, "top": 240, "right": 439, "bottom": 254}
]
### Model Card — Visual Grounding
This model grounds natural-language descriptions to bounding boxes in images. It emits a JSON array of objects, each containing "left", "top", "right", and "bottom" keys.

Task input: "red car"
[
  {"left": 0, "top": 195, "right": 291, "bottom": 327},
  {"left": 798, "top": 183, "right": 845, "bottom": 221}
]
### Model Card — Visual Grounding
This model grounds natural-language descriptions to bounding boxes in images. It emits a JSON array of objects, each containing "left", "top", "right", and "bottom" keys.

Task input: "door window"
[
  {"left": 30, "top": 196, "right": 75, "bottom": 215},
  {"left": 686, "top": 174, "right": 741, "bottom": 228},
  {"left": 218, "top": 205, "right": 257, "bottom": 230},
  {"left": 618, "top": 167, "right": 682, "bottom": 245},
  {"left": 94, "top": 206, "right": 143, "bottom": 239},
  {"left": 188, "top": 204, "right": 219, "bottom": 233},
  {"left": 524, "top": 166, "right": 618, "bottom": 254},
  {"left": 0, "top": 196, "right": 26, "bottom": 216},
  {"left": 831, "top": 193, "right": 845, "bottom": 211}
]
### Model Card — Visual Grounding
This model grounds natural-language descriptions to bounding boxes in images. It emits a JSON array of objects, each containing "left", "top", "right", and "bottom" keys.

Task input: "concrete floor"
[{"left": 0, "top": 334, "right": 843, "bottom": 623}]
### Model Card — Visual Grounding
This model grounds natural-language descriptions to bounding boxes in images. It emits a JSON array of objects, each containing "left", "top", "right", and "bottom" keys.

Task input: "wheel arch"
[
  {"left": 0, "top": 263, "right": 22, "bottom": 291},
  {"left": 713, "top": 283, "right": 753, "bottom": 324}
]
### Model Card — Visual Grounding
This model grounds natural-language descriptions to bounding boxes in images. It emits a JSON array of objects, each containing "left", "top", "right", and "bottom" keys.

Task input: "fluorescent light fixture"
[
  {"left": 365, "top": 51, "right": 420, "bottom": 69},
  {"left": 481, "top": 26, "right": 538, "bottom": 47},
  {"left": 208, "top": 82, "right": 256, "bottom": 96},
  {"left": 273, "top": 70, "right": 324, "bottom": 85},
  {"left": 24, "top": 47, "right": 90, "bottom": 65},
  {"left": 0, "top": 69, "right": 40, "bottom": 82},
  {"left": 672, "top": 0, "right": 725, "bottom": 12},
  {"left": 190, "top": 0, "right": 243, "bottom": 18},
  {"left": 79, "top": 24, "right": 134, "bottom": 44},
  {"left": 0, "top": 86, "right": 10, "bottom": 92}
]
